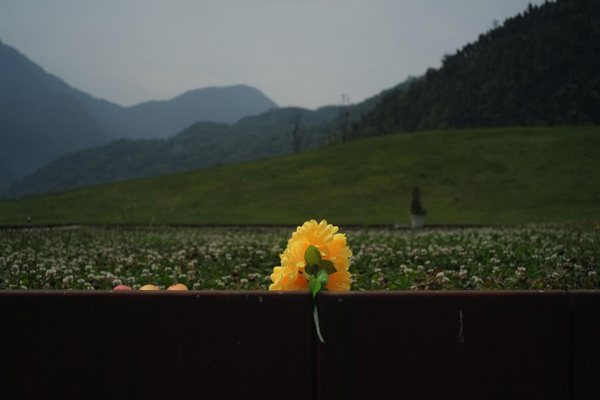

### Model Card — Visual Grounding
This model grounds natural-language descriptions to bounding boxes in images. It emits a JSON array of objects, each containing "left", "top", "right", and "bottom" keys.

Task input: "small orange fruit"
[{"left": 167, "top": 283, "right": 188, "bottom": 291}]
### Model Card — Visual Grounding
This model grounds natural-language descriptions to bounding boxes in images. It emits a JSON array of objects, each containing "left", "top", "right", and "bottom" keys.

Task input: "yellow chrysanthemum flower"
[{"left": 269, "top": 219, "right": 352, "bottom": 291}]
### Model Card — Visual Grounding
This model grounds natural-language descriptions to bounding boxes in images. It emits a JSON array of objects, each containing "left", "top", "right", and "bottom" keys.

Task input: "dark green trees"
[{"left": 356, "top": 0, "right": 600, "bottom": 136}]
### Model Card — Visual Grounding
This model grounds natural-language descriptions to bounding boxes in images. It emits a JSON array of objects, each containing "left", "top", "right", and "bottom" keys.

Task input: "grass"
[{"left": 0, "top": 126, "right": 599, "bottom": 226}]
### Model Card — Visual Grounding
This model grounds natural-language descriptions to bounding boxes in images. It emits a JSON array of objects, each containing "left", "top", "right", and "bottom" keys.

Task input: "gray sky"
[{"left": 0, "top": 0, "right": 547, "bottom": 109}]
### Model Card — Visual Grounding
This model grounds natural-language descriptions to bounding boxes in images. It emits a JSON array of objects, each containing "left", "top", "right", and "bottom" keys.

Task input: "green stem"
[{"left": 313, "top": 303, "right": 325, "bottom": 344}]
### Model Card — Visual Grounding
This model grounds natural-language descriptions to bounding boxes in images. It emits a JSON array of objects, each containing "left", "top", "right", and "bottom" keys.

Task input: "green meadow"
[{"left": 1, "top": 126, "right": 598, "bottom": 226}]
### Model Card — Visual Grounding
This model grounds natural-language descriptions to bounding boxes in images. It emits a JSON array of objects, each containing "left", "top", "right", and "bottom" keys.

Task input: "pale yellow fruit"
[{"left": 139, "top": 284, "right": 160, "bottom": 290}]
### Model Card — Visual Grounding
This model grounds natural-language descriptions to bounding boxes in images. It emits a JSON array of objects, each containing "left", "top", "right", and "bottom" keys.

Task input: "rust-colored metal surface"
[
  {"left": 315, "top": 291, "right": 569, "bottom": 400},
  {"left": 570, "top": 291, "right": 600, "bottom": 400},
  {"left": 0, "top": 291, "right": 313, "bottom": 400}
]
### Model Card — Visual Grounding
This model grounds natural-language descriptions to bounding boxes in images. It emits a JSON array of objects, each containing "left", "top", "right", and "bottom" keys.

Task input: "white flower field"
[{"left": 1, "top": 224, "right": 598, "bottom": 291}]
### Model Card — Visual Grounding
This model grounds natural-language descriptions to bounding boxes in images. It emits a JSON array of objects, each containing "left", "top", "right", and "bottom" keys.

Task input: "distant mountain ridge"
[
  {"left": 2, "top": 76, "right": 419, "bottom": 199},
  {"left": 72, "top": 84, "right": 278, "bottom": 139},
  {"left": 0, "top": 39, "right": 278, "bottom": 191}
]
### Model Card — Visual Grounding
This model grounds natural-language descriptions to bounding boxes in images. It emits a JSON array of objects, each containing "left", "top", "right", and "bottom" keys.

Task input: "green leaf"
[
  {"left": 304, "top": 264, "right": 318, "bottom": 277},
  {"left": 317, "top": 268, "right": 329, "bottom": 285},
  {"left": 309, "top": 279, "right": 321, "bottom": 298},
  {"left": 304, "top": 245, "right": 322, "bottom": 268},
  {"left": 319, "top": 259, "right": 337, "bottom": 275}
]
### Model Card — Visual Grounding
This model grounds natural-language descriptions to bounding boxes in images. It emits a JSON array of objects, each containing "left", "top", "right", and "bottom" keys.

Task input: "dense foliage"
[
  {"left": 356, "top": 0, "right": 600, "bottom": 136},
  {"left": 1, "top": 225, "right": 598, "bottom": 291}
]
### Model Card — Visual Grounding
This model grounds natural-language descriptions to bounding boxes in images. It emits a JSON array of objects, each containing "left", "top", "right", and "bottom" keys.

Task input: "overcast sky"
[{"left": 0, "top": 0, "right": 548, "bottom": 109}]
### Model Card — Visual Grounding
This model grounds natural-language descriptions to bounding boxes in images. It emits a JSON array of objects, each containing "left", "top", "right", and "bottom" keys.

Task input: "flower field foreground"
[{"left": 0, "top": 224, "right": 598, "bottom": 291}]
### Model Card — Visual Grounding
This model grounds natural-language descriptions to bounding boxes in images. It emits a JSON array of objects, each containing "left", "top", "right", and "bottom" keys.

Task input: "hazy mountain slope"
[
  {"left": 0, "top": 40, "right": 278, "bottom": 192},
  {"left": 0, "top": 40, "right": 113, "bottom": 192},
  {"left": 356, "top": 0, "right": 600, "bottom": 135}
]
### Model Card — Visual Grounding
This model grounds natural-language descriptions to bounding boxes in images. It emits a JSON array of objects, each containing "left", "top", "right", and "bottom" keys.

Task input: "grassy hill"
[{"left": 0, "top": 126, "right": 598, "bottom": 226}]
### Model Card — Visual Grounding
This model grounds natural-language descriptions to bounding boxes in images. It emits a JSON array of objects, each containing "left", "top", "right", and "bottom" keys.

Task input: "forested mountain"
[
  {"left": 355, "top": 0, "right": 600, "bottom": 136},
  {"left": 2, "top": 80, "right": 415, "bottom": 199},
  {"left": 0, "top": 40, "right": 277, "bottom": 192}
]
